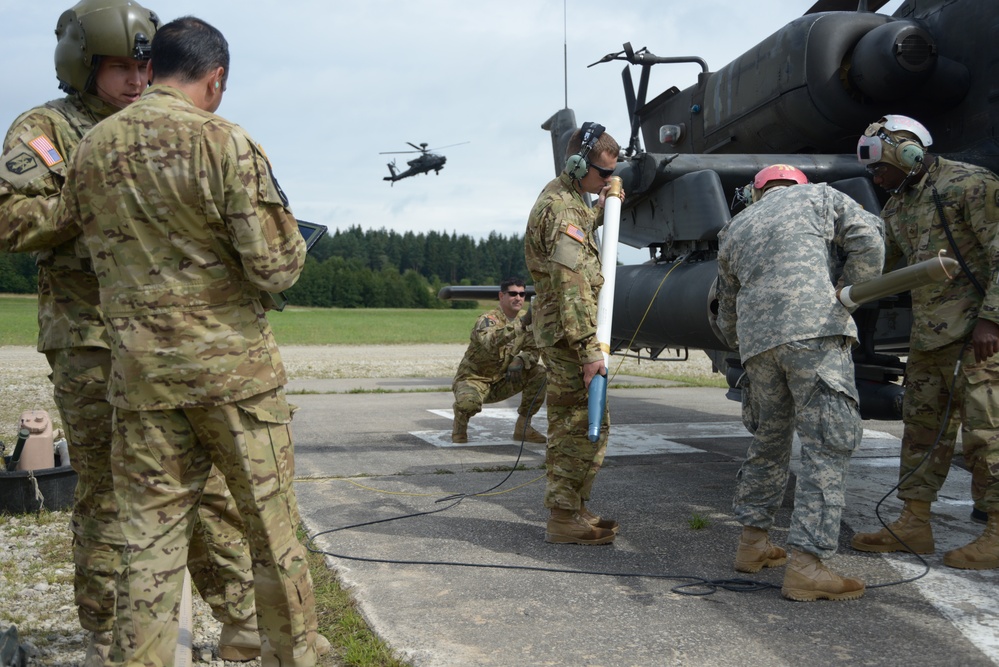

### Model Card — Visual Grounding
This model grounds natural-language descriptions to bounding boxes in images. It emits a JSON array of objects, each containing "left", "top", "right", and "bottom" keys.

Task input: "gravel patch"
[{"left": 0, "top": 343, "right": 721, "bottom": 665}]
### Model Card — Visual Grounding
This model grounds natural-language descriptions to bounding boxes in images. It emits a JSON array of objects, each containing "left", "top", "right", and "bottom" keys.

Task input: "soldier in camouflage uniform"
[
  {"left": 852, "top": 115, "right": 999, "bottom": 570},
  {"left": 716, "top": 164, "right": 884, "bottom": 601},
  {"left": 53, "top": 16, "right": 323, "bottom": 666},
  {"left": 0, "top": 3, "right": 260, "bottom": 663},
  {"left": 525, "top": 123, "right": 621, "bottom": 546},
  {"left": 452, "top": 277, "right": 547, "bottom": 444}
]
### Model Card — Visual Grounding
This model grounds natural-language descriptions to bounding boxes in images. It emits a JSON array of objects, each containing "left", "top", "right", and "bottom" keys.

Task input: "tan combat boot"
[
  {"left": 781, "top": 550, "right": 865, "bottom": 602},
  {"left": 218, "top": 615, "right": 262, "bottom": 661},
  {"left": 513, "top": 415, "right": 547, "bottom": 443},
  {"left": 83, "top": 630, "right": 112, "bottom": 667},
  {"left": 850, "top": 500, "right": 934, "bottom": 553},
  {"left": 545, "top": 508, "right": 616, "bottom": 545},
  {"left": 579, "top": 502, "right": 619, "bottom": 533},
  {"left": 451, "top": 411, "right": 470, "bottom": 443},
  {"left": 943, "top": 512, "right": 999, "bottom": 570},
  {"left": 734, "top": 526, "right": 788, "bottom": 573}
]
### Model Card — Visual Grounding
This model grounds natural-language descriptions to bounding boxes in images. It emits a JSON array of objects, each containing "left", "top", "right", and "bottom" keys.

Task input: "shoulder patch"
[
  {"left": 5, "top": 152, "right": 38, "bottom": 176},
  {"left": 27, "top": 135, "right": 63, "bottom": 167},
  {"left": 563, "top": 223, "right": 585, "bottom": 244}
]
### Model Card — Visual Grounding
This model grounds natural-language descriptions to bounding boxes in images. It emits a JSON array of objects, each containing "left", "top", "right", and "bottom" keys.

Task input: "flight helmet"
[
  {"left": 857, "top": 115, "right": 933, "bottom": 172},
  {"left": 54, "top": 0, "right": 159, "bottom": 94}
]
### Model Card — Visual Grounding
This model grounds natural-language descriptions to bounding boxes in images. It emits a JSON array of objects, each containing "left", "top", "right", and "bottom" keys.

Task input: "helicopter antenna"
[{"left": 563, "top": 0, "right": 568, "bottom": 108}]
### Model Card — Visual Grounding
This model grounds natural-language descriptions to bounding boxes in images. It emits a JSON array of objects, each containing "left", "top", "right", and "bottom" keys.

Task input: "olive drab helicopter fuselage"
[
  {"left": 441, "top": 0, "right": 999, "bottom": 421},
  {"left": 540, "top": 0, "right": 999, "bottom": 420}
]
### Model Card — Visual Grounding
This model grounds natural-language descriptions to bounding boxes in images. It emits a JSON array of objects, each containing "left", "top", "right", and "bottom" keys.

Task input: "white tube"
[{"left": 595, "top": 176, "right": 624, "bottom": 366}]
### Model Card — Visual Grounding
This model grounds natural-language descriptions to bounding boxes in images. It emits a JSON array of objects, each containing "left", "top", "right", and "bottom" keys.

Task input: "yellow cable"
[
  {"left": 609, "top": 256, "right": 686, "bottom": 382},
  {"left": 331, "top": 474, "right": 546, "bottom": 497}
]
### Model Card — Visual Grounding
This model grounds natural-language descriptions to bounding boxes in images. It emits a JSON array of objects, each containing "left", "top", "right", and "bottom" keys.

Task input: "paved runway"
[{"left": 288, "top": 376, "right": 999, "bottom": 667}]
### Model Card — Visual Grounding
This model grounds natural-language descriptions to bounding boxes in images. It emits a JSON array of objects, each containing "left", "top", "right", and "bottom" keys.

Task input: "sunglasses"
[
  {"left": 866, "top": 163, "right": 890, "bottom": 177},
  {"left": 505, "top": 290, "right": 526, "bottom": 297},
  {"left": 589, "top": 163, "right": 615, "bottom": 178}
]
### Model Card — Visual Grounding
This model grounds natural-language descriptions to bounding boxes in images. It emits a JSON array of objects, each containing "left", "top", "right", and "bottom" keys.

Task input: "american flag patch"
[
  {"left": 28, "top": 135, "right": 63, "bottom": 167},
  {"left": 564, "top": 223, "right": 585, "bottom": 243}
]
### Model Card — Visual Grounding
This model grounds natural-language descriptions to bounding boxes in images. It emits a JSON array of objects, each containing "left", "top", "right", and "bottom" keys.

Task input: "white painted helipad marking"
[
  {"left": 417, "top": 409, "right": 740, "bottom": 455},
  {"left": 840, "top": 432, "right": 999, "bottom": 664}
]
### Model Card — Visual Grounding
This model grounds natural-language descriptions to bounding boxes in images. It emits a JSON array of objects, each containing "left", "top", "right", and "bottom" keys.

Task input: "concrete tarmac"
[{"left": 288, "top": 376, "right": 999, "bottom": 667}]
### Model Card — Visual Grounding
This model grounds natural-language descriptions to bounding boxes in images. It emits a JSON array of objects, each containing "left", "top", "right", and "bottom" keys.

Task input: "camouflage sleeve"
[
  {"left": 218, "top": 125, "right": 306, "bottom": 293},
  {"left": 830, "top": 189, "right": 885, "bottom": 287},
  {"left": 471, "top": 312, "right": 518, "bottom": 351},
  {"left": 515, "top": 319, "right": 541, "bottom": 370},
  {"left": 715, "top": 241, "right": 739, "bottom": 350},
  {"left": 969, "top": 173, "right": 999, "bottom": 322},
  {"left": 0, "top": 111, "right": 81, "bottom": 252},
  {"left": 548, "top": 206, "right": 602, "bottom": 362}
]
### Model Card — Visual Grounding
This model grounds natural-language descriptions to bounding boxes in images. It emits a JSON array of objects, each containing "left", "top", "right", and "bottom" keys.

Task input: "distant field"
[{"left": 0, "top": 294, "right": 486, "bottom": 346}]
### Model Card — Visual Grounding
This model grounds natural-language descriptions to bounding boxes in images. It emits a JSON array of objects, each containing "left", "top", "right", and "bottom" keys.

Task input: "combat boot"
[
  {"left": 513, "top": 415, "right": 547, "bottom": 443},
  {"left": 943, "top": 512, "right": 999, "bottom": 570},
  {"left": 83, "top": 630, "right": 112, "bottom": 667},
  {"left": 451, "top": 411, "right": 470, "bottom": 443},
  {"left": 545, "top": 508, "right": 616, "bottom": 545},
  {"left": 734, "top": 526, "right": 788, "bottom": 573},
  {"left": 850, "top": 500, "right": 934, "bottom": 553},
  {"left": 579, "top": 502, "right": 619, "bottom": 533},
  {"left": 218, "top": 616, "right": 261, "bottom": 661},
  {"left": 781, "top": 550, "right": 865, "bottom": 602}
]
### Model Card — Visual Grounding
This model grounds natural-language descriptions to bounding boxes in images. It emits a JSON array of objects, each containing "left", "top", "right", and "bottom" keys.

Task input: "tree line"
[{"left": 0, "top": 225, "right": 531, "bottom": 308}]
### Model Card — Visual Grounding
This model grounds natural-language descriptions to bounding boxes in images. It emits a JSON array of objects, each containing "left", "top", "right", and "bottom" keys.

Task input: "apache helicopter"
[
  {"left": 380, "top": 142, "right": 469, "bottom": 185},
  {"left": 444, "top": 0, "right": 997, "bottom": 420},
  {"left": 550, "top": 0, "right": 998, "bottom": 420}
]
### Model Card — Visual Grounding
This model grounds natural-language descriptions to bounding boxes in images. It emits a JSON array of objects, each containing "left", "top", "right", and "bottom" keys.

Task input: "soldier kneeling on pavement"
[{"left": 452, "top": 277, "right": 547, "bottom": 444}]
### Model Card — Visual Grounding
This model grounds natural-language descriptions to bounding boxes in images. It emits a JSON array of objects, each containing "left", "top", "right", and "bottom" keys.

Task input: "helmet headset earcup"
[
  {"left": 896, "top": 141, "right": 925, "bottom": 168},
  {"left": 564, "top": 121, "right": 605, "bottom": 179}
]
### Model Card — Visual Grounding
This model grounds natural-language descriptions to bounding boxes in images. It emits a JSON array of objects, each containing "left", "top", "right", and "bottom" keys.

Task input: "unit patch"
[
  {"left": 27, "top": 135, "right": 63, "bottom": 167},
  {"left": 5, "top": 152, "right": 38, "bottom": 175}
]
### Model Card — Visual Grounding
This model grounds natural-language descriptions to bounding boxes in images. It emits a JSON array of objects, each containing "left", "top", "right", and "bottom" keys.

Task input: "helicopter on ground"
[
  {"left": 443, "top": 0, "right": 998, "bottom": 421},
  {"left": 380, "top": 142, "right": 469, "bottom": 185}
]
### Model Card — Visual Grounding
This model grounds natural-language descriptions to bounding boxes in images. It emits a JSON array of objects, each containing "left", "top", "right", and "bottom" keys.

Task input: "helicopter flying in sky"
[{"left": 380, "top": 141, "right": 469, "bottom": 185}]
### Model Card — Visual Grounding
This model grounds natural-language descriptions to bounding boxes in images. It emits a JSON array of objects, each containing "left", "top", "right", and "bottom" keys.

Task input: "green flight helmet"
[{"left": 54, "top": 0, "right": 160, "bottom": 94}]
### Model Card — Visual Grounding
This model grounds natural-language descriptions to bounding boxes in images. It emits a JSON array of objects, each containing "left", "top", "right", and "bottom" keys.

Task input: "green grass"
[
  {"left": 301, "top": 527, "right": 409, "bottom": 667},
  {"left": 0, "top": 295, "right": 484, "bottom": 347},
  {"left": 0, "top": 295, "right": 40, "bottom": 346}
]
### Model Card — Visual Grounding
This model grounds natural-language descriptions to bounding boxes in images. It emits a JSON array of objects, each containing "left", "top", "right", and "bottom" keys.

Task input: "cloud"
[{"left": 1, "top": 0, "right": 903, "bottom": 252}]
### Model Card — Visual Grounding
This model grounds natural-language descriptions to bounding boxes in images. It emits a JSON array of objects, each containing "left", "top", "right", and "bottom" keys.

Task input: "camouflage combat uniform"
[
  {"left": 882, "top": 157, "right": 999, "bottom": 512},
  {"left": 525, "top": 171, "right": 609, "bottom": 510},
  {"left": 56, "top": 85, "right": 318, "bottom": 666},
  {"left": 452, "top": 306, "right": 546, "bottom": 421},
  {"left": 716, "top": 184, "right": 884, "bottom": 559},
  {"left": 0, "top": 94, "right": 255, "bottom": 636}
]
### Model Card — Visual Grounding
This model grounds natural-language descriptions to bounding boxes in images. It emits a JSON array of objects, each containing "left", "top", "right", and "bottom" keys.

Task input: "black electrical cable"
[
  {"left": 861, "top": 339, "right": 969, "bottom": 589},
  {"left": 305, "top": 376, "right": 776, "bottom": 598},
  {"left": 304, "top": 313, "right": 954, "bottom": 597}
]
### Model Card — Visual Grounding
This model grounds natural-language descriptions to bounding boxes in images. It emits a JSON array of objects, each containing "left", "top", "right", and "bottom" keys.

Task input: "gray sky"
[{"left": 1, "top": 1, "right": 902, "bottom": 265}]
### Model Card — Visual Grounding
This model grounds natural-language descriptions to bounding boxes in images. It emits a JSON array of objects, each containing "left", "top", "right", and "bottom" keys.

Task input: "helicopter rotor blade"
[
  {"left": 424, "top": 141, "right": 471, "bottom": 152},
  {"left": 406, "top": 142, "right": 425, "bottom": 152},
  {"left": 805, "top": 0, "right": 891, "bottom": 13}
]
